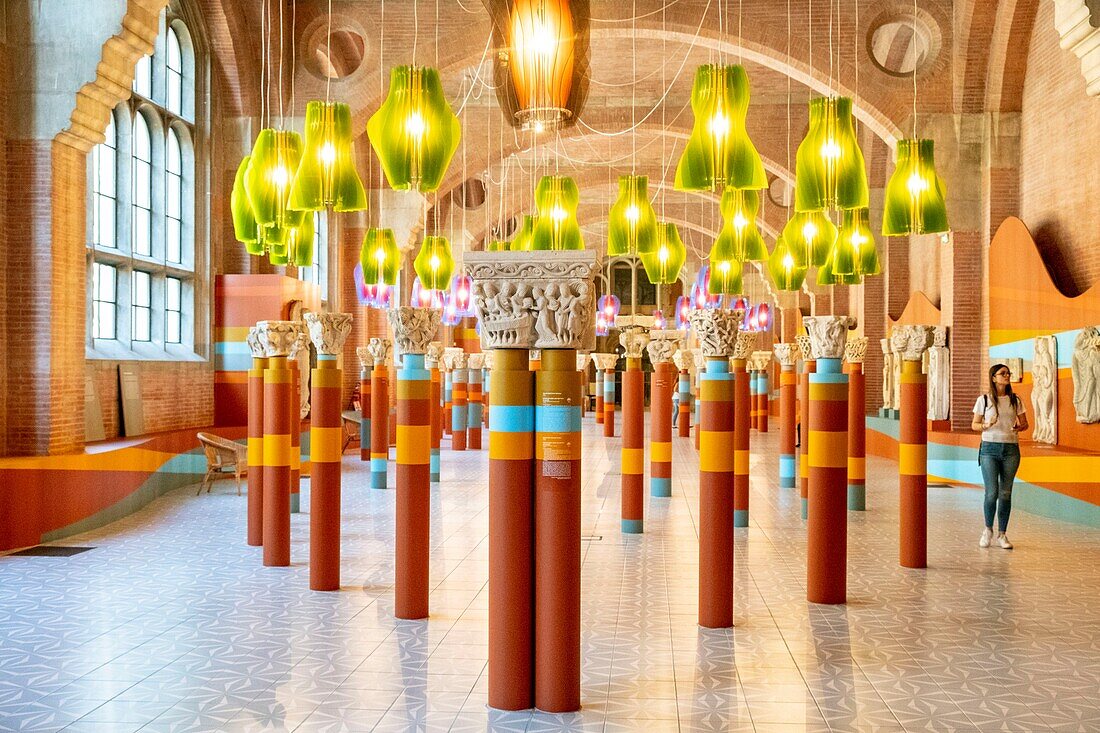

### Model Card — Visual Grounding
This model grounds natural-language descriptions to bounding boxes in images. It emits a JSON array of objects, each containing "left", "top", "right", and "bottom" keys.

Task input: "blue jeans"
[{"left": 978, "top": 441, "right": 1021, "bottom": 532}]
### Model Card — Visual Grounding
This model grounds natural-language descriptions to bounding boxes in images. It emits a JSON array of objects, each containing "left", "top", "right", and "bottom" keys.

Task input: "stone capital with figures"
[
  {"left": 466, "top": 250, "right": 599, "bottom": 351},
  {"left": 803, "top": 315, "right": 855, "bottom": 360},
  {"left": 795, "top": 334, "right": 813, "bottom": 362},
  {"left": 287, "top": 331, "right": 310, "bottom": 361},
  {"left": 689, "top": 309, "right": 743, "bottom": 357},
  {"left": 366, "top": 337, "right": 392, "bottom": 367},
  {"left": 749, "top": 351, "right": 772, "bottom": 372},
  {"left": 773, "top": 342, "right": 798, "bottom": 367},
  {"left": 442, "top": 347, "right": 464, "bottom": 370},
  {"left": 691, "top": 348, "right": 706, "bottom": 371},
  {"left": 619, "top": 326, "right": 651, "bottom": 360},
  {"left": 468, "top": 353, "right": 485, "bottom": 371},
  {"left": 932, "top": 325, "right": 948, "bottom": 348},
  {"left": 425, "top": 342, "right": 444, "bottom": 368},
  {"left": 451, "top": 351, "right": 469, "bottom": 370},
  {"left": 576, "top": 352, "right": 591, "bottom": 372},
  {"left": 844, "top": 335, "right": 869, "bottom": 364},
  {"left": 387, "top": 307, "right": 441, "bottom": 355},
  {"left": 356, "top": 346, "right": 374, "bottom": 369},
  {"left": 303, "top": 313, "right": 352, "bottom": 356},
  {"left": 482, "top": 351, "right": 495, "bottom": 371},
  {"left": 891, "top": 325, "right": 935, "bottom": 362},
  {"left": 246, "top": 326, "right": 266, "bottom": 359},
  {"left": 255, "top": 320, "right": 302, "bottom": 358},
  {"left": 672, "top": 349, "right": 690, "bottom": 372},
  {"left": 592, "top": 352, "right": 618, "bottom": 371},
  {"left": 646, "top": 330, "right": 681, "bottom": 364}
]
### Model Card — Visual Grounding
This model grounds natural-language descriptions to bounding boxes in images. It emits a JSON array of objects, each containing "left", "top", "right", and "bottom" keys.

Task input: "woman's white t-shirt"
[{"left": 973, "top": 394, "right": 1026, "bottom": 444}]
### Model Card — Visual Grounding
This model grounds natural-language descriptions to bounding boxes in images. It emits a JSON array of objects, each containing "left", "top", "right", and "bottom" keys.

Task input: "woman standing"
[{"left": 971, "top": 364, "right": 1029, "bottom": 549}]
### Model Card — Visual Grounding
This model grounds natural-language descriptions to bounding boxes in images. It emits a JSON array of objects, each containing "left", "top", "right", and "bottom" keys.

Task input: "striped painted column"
[
  {"left": 368, "top": 338, "right": 392, "bottom": 490},
  {"left": 592, "top": 353, "right": 617, "bottom": 437},
  {"left": 488, "top": 348, "right": 535, "bottom": 711},
  {"left": 756, "top": 357, "right": 770, "bottom": 434},
  {"left": 357, "top": 347, "right": 373, "bottom": 462},
  {"left": 804, "top": 315, "right": 853, "bottom": 605},
  {"left": 594, "top": 369, "right": 604, "bottom": 424},
  {"left": 257, "top": 321, "right": 297, "bottom": 568},
  {"left": 896, "top": 326, "right": 934, "bottom": 569},
  {"left": 796, "top": 334, "right": 816, "bottom": 521},
  {"left": 749, "top": 367, "right": 760, "bottom": 430},
  {"left": 675, "top": 350, "right": 692, "bottom": 438},
  {"left": 693, "top": 350, "right": 704, "bottom": 451},
  {"left": 482, "top": 356, "right": 492, "bottom": 429},
  {"left": 647, "top": 335, "right": 679, "bottom": 498},
  {"left": 620, "top": 326, "right": 648, "bottom": 534},
  {"left": 288, "top": 333, "right": 307, "bottom": 514},
  {"left": 467, "top": 354, "right": 485, "bottom": 450},
  {"left": 245, "top": 329, "right": 266, "bottom": 547},
  {"left": 390, "top": 307, "right": 440, "bottom": 619},
  {"left": 576, "top": 353, "right": 591, "bottom": 421},
  {"left": 845, "top": 337, "right": 869, "bottom": 511},
  {"left": 774, "top": 344, "right": 798, "bottom": 490},
  {"left": 304, "top": 313, "right": 351, "bottom": 592},
  {"left": 443, "top": 366, "right": 453, "bottom": 437},
  {"left": 426, "top": 343, "right": 444, "bottom": 482},
  {"left": 451, "top": 354, "right": 469, "bottom": 451},
  {"left": 534, "top": 348, "right": 582, "bottom": 713},
  {"left": 732, "top": 332, "right": 757, "bottom": 528}
]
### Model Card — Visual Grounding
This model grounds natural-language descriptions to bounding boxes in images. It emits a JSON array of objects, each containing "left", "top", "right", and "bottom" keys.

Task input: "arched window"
[{"left": 87, "top": 4, "right": 203, "bottom": 357}]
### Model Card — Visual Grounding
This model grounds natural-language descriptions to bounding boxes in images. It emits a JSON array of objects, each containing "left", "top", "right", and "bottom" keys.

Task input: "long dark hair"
[{"left": 986, "top": 363, "right": 1021, "bottom": 421}]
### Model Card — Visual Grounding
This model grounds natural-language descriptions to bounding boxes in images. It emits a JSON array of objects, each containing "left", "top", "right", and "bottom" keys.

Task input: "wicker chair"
[{"left": 196, "top": 432, "right": 247, "bottom": 496}]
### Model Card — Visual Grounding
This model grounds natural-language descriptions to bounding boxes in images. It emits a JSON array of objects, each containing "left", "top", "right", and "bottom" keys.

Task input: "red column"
[
  {"left": 807, "top": 353, "right": 849, "bottom": 605},
  {"left": 621, "top": 357, "right": 645, "bottom": 533},
  {"left": 488, "top": 349, "right": 535, "bottom": 710},
  {"left": 429, "top": 353, "right": 442, "bottom": 483},
  {"left": 289, "top": 357, "right": 302, "bottom": 514},
  {"left": 650, "top": 360, "right": 675, "bottom": 498},
  {"left": 396, "top": 352, "right": 432, "bottom": 618},
  {"left": 595, "top": 369, "right": 605, "bottom": 424},
  {"left": 799, "top": 357, "right": 817, "bottom": 520},
  {"left": 758, "top": 366, "right": 769, "bottom": 433},
  {"left": 847, "top": 359, "right": 866, "bottom": 511},
  {"left": 733, "top": 356, "right": 751, "bottom": 528},
  {"left": 678, "top": 368, "right": 692, "bottom": 438},
  {"left": 467, "top": 357, "right": 484, "bottom": 450},
  {"left": 452, "top": 361, "right": 468, "bottom": 451},
  {"left": 698, "top": 356, "right": 734, "bottom": 628},
  {"left": 900, "top": 358, "right": 928, "bottom": 568},
  {"left": 371, "top": 356, "right": 390, "bottom": 490},
  {"left": 309, "top": 351, "right": 343, "bottom": 591},
  {"left": 262, "top": 354, "right": 292, "bottom": 567},
  {"left": 359, "top": 349, "right": 372, "bottom": 462},
  {"left": 603, "top": 368, "right": 616, "bottom": 437},
  {"left": 246, "top": 351, "right": 266, "bottom": 547},
  {"left": 778, "top": 357, "right": 797, "bottom": 490}
]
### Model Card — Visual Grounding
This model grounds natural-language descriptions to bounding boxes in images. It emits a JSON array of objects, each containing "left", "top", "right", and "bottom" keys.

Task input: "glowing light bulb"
[
  {"left": 406, "top": 112, "right": 426, "bottom": 139},
  {"left": 625, "top": 204, "right": 640, "bottom": 223},
  {"left": 708, "top": 111, "right": 729, "bottom": 138},
  {"left": 820, "top": 139, "right": 841, "bottom": 160},
  {"left": 430, "top": 254, "right": 440, "bottom": 271},
  {"left": 270, "top": 166, "right": 289, "bottom": 188},
  {"left": 533, "top": 121, "right": 545, "bottom": 134},
  {"left": 802, "top": 221, "right": 818, "bottom": 241},
  {"left": 374, "top": 247, "right": 386, "bottom": 263},
  {"left": 551, "top": 206, "right": 567, "bottom": 222},
  {"left": 319, "top": 142, "right": 336, "bottom": 166},
  {"left": 658, "top": 244, "right": 669, "bottom": 263},
  {"left": 719, "top": 260, "right": 731, "bottom": 274},
  {"left": 782, "top": 253, "right": 794, "bottom": 270},
  {"left": 906, "top": 173, "right": 929, "bottom": 195},
  {"left": 732, "top": 211, "right": 748, "bottom": 231},
  {"left": 529, "top": 21, "right": 557, "bottom": 57}
]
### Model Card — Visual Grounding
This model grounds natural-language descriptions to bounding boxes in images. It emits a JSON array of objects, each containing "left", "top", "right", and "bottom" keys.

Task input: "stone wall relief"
[
  {"left": 1006, "top": 357, "right": 1024, "bottom": 383},
  {"left": 880, "top": 339, "right": 894, "bottom": 410},
  {"left": 1071, "top": 326, "right": 1100, "bottom": 423},
  {"left": 927, "top": 326, "right": 950, "bottom": 421},
  {"left": 1032, "top": 335, "right": 1058, "bottom": 444}
]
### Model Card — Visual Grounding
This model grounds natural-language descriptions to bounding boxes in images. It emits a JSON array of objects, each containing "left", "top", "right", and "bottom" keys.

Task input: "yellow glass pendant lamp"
[
  {"left": 287, "top": 212, "right": 316, "bottom": 268},
  {"left": 232, "top": 156, "right": 263, "bottom": 254},
  {"left": 413, "top": 235, "right": 455, "bottom": 291},
  {"left": 359, "top": 228, "right": 400, "bottom": 286},
  {"left": 714, "top": 187, "right": 768, "bottom": 262},
  {"left": 607, "top": 174, "right": 658, "bottom": 256},
  {"left": 510, "top": 214, "right": 537, "bottom": 251},
  {"left": 245, "top": 129, "right": 307, "bottom": 247},
  {"left": 708, "top": 235, "right": 744, "bottom": 295},
  {"left": 781, "top": 210, "right": 837, "bottom": 268},
  {"left": 367, "top": 66, "right": 461, "bottom": 193},
  {"left": 834, "top": 207, "right": 879, "bottom": 277},
  {"left": 640, "top": 222, "right": 687, "bottom": 285},
  {"left": 881, "top": 138, "right": 949, "bottom": 236},
  {"left": 531, "top": 175, "right": 584, "bottom": 250},
  {"left": 794, "top": 96, "right": 868, "bottom": 212},
  {"left": 289, "top": 101, "right": 368, "bottom": 212},
  {"left": 766, "top": 235, "right": 808, "bottom": 291},
  {"left": 675, "top": 64, "right": 768, "bottom": 192},
  {"left": 508, "top": 0, "right": 575, "bottom": 131}
]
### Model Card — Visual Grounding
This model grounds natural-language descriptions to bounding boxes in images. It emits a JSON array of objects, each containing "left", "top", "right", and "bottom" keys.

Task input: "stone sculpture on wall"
[
  {"left": 890, "top": 332, "right": 903, "bottom": 410},
  {"left": 1032, "top": 335, "right": 1058, "bottom": 444},
  {"left": 927, "top": 326, "right": 951, "bottom": 421},
  {"left": 1006, "top": 357, "right": 1024, "bottom": 383},
  {"left": 1071, "top": 326, "right": 1100, "bottom": 423},
  {"left": 880, "top": 339, "right": 894, "bottom": 410}
]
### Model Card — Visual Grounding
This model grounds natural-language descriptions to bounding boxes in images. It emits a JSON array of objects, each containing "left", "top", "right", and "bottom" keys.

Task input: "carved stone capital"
[
  {"left": 619, "top": 326, "right": 651, "bottom": 360},
  {"left": 468, "top": 353, "right": 485, "bottom": 371},
  {"left": 366, "top": 337, "right": 393, "bottom": 367},
  {"left": 614, "top": 314, "right": 656, "bottom": 329},
  {"left": 795, "top": 334, "right": 813, "bottom": 361},
  {"left": 773, "top": 342, "right": 798, "bottom": 367},
  {"left": 287, "top": 331, "right": 311, "bottom": 361},
  {"left": 576, "top": 352, "right": 591, "bottom": 372},
  {"left": 689, "top": 309, "right": 743, "bottom": 357},
  {"left": 530, "top": 349, "right": 541, "bottom": 362},
  {"left": 255, "top": 320, "right": 301, "bottom": 358},
  {"left": 672, "top": 349, "right": 689, "bottom": 372},
  {"left": 732, "top": 331, "right": 759, "bottom": 361},
  {"left": 442, "top": 347, "right": 464, "bottom": 370},
  {"left": 451, "top": 352, "right": 469, "bottom": 370},
  {"left": 356, "top": 346, "right": 374, "bottom": 369},
  {"left": 691, "top": 348, "right": 706, "bottom": 371},
  {"left": 803, "top": 315, "right": 856, "bottom": 360},
  {"left": 482, "top": 351, "right": 495, "bottom": 371},
  {"left": 645, "top": 333, "right": 680, "bottom": 364},
  {"left": 591, "top": 353, "right": 618, "bottom": 371},
  {"left": 466, "top": 250, "right": 599, "bottom": 351},
  {"left": 880, "top": 338, "right": 890, "bottom": 355},
  {"left": 932, "top": 326, "right": 948, "bottom": 348},
  {"left": 844, "top": 335, "right": 869, "bottom": 364},
  {"left": 891, "top": 324, "right": 935, "bottom": 362},
  {"left": 748, "top": 351, "right": 772, "bottom": 372},
  {"left": 425, "top": 342, "right": 444, "bottom": 368},
  {"left": 246, "top": 326, "right": 266, "bottom": 359},
  {"left": 303, "top": 313, "right": 352, "bottom": 356},
  {"left": 387, "top": 307, "right": 441, "bottom": 355}
]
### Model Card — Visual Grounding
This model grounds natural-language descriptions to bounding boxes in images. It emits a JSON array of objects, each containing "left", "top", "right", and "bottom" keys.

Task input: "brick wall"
[
  {"left": 88, "top": 360, "right": 214, "bottom": 439},
  {"left": 1020, "top": 0, "right": 1100, "bottom": 294}
]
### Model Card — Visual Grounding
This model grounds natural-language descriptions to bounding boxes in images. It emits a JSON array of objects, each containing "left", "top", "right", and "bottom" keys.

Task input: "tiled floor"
[{"left": 2, "top": 418, "right": 1099, "bottom": 733}]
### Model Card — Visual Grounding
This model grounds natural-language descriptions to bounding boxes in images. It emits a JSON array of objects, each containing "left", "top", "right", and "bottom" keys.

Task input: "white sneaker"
[
  {"left": 979, "top": 528, "right": 992, "bottom": 548},
  {"left": 996, "top": 533, "right": 1013, "bottom": 550}
]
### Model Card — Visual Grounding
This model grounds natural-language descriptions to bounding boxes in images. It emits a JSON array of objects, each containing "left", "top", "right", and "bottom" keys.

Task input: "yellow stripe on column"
[
  {"left": 699, "top": 433, "right": 735, "bottom": 471},
  {"left": 621, "top": 447, "right": 645, "bottom": 474},
  {"left": 847, "top": 456, "right": 866, "bottom": 480},
  {"left": 898, "top": 443, "right": 927, "bottom": 475},
  {"left": 489, "top": 431, "right": 535, "bottom": 460},
  {"left": 247, "top": 437, "right": 263, "bottom": 465},
  {"left": 311, "top": 426, "right": 344, "bottom": 463},
  {"left": 650, "top": 441, "right": 672, "bottom": 462},
  {"left": 734, "top": 450, "right": 749, "bottom": 474},
  {"left": 397, "top": 425, "right": 432, "bottom": 463},
  {"left": 808, "top": 431, "right": 847, "bottom": 468},
  {"left": 263, "top": 435, "right": 293, "bottom": 466}
]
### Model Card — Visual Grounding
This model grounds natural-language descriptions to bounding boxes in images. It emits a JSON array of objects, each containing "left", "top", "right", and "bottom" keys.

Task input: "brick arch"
[
  {"left": 985, "top": 0, "right": 1041, "bottom": 112},
  {"left": 192, "top": 0, "right": 253, "bottom": 117}
]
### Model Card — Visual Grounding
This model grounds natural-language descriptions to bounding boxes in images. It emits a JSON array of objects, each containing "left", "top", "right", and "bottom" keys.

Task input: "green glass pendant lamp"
[
  {"left": 714, "top": 187, "right": 768, "bottom": 262},
  {"left": 707, "top": 229, "right": 744, "bottom": 295},
  {"left": 367, "top": 66, "right": 461, "bottom": 193},
  {"left": 232, "top": 156, "right": 262, "bottom": 253},
  {"left": 781, "top": 210, "right": 838, "bottom": 268},
  {"left": 245, "top": 128, "right": 306, "bottom": 247},
  {"left": 360, "top": 228, "right": 401, "bottom": 286},
  {"left": 487, "top": 239, "right": 510, "bottom": 252},
  {"left": 766, "top": 235, "right": 808, "bottom": 291},
  {"left": 287, "top": 211, "right": 316, "bottom": 268},
  {"left": 881, "top": 138, "right": 948, "bottom": 235},
  {"left": 794, "top": 96, "right": 868, "bottom": 212},
  {"left": 289, "top": 101, "right": 368, "bottom": 212},
  {"left": 675, "top": 64, "right": 768, "bottom": 192},
  {"left": 832, "top": 207, "right": 877, "bottom": 277},
  {"left": 531, "top": 175, "right": 584, "bottom": 250},
  {"left": 413, "top": 235, "right": 455, "bottom": 291},
  {"left": 640, "top": 222, "right": 687, "bottom": 285},
  {"left": 510, "top": 214, "right": 537, "bottom": 251},
  {"left": 607, "top": 174, "right": 658, "bottom": 256}
]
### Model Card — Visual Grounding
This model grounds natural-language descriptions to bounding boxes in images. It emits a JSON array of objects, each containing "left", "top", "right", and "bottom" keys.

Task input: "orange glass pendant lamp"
[
  {"left": 531, "top": 175, "right": 584, "bottom": 250},
  {"left": 675, "top": 64, "right": 767, "bottom": 192},
  {"left": 413, "top": 235, "right": 455, "bottom": 291},
  {"left": 766, "top": 235, "right": 808, "bottom": 292},
  {"left": 607, "top": 174, "right": 658, "bottom": 256},
  {"left": 881, "top": 138, "right": 948, "bottom": 236},
  {"left": 368, "top": 66, "right": 461, "bottom": 193},
  {"left": 360, "top": 228, "right": 401, "bottom": 286},
  {"left": 245, "top": 128, "right": 306, "bottom": 247},
  {"left": 289, "top": 101, "right": 368, "bottom": 212},
  {"left": 781, "top": 210, "right": 837, "bottom": 268},
  {"left": 640, "top": 222, "right": 687, "bottom": 285},
  {"left": 715, "top": 187, "right": 768, "bottom": 262},
  {"left": 794, "top": 96, "right": 868, "bottom": 212},
  {"left": 508, "top": 0, "right": 576, "bottom": 131}
]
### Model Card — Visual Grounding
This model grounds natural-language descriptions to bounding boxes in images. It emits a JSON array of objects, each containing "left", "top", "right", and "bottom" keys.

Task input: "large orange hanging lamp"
[{"left": 508, "top": 0, "right": 576, "bottom": 132}]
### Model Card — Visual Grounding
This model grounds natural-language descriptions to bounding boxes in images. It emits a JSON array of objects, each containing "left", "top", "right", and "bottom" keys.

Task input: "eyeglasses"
[{"left": 994, "top": 370, "right": 1010, "bottom": 377}]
